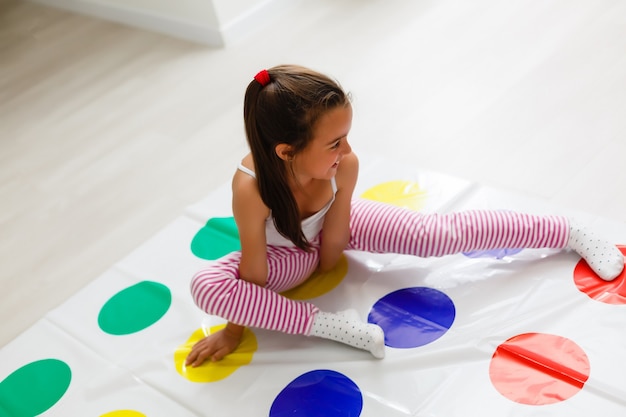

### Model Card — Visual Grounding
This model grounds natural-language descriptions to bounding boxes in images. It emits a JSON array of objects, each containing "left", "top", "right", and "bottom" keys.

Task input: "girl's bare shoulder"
[
  {"left": 232, "top": 154, "right": 256, "bottom": 189},
  {"left": 232, "top": 155, "right": 269, "bottom": 218}
]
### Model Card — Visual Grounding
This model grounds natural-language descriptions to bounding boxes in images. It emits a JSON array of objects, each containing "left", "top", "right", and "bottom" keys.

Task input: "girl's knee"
[{"left": 190, "top": 269, "right": 234, "bottom": 313}]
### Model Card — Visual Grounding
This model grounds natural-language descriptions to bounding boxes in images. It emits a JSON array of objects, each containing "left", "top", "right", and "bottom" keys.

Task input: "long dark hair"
[{"left": 243, "top": 65, "right": 349, "bottom": 250}]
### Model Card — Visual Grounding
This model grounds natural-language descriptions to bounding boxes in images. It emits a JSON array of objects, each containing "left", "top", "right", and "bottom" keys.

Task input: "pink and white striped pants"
[{"left": 190, "top": 199, "right": 569, "bottom": 336}]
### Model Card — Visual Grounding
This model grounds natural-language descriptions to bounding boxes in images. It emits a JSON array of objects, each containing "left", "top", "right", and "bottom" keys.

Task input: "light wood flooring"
[{"left": 2, "top": 0, "right": 626, "bottom": 347}]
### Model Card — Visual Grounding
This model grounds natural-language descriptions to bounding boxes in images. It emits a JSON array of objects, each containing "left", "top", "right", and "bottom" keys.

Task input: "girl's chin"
[{"left": 317, "top": 170, "right": 336, "bottom": 181}]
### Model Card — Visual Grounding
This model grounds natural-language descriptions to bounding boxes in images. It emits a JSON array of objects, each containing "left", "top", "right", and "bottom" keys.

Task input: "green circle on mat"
[
  {"left": 98, "top": 281, "right": 172, "bottom": 335},
  {"left": 0, "top": 359, "right": 71, "bottom": 417},
  {"left": 191, "top": 217, "right": 241, "bottom": 260}
]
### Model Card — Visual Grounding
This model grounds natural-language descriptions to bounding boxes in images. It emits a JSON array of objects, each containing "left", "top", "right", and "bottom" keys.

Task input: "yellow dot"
[
  {"left": 100, "top": 411, "right": 146, "bottom": 417},
  {"left": 361, "top": 180, "right": 427, "bottom": 211},
  {"left": 174, "top": 325, "right": 257, "bottom": 383},
  {"left": 281, "top": 254, "right": 348, "bottom": 300}
]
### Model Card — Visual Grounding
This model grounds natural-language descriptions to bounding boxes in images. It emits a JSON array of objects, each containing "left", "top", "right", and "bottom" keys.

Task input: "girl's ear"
[{"left": 275, "top": 143, "right": 294, "bottom": 161}]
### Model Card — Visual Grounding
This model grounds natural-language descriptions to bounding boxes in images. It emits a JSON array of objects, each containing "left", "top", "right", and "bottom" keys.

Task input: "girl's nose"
[{"left": 342, "top": 139, "right": 352, "bottom": 154}]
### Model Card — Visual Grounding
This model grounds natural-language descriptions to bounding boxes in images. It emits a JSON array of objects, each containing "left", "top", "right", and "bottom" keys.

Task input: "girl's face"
[{"left": 292, "top": 104, "right": 353, "bottom": 181}]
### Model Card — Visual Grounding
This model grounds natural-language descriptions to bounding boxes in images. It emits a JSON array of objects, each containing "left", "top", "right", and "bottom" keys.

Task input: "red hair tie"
[{"left": 254, "top": 69, "right": 271, "bottom": 87}]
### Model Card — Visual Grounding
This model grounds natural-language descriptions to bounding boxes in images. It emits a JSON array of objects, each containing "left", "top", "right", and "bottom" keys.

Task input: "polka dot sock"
[
  {"left": 568, "top": 219, "right": 624, "bottom": 281},
  {"left": 309, "top": 310, "right": 385, "bottom": 358}
]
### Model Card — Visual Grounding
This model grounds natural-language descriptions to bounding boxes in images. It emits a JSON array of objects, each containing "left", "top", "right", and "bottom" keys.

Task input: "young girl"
[{"left": 186, "top": 65, "right": 624, "bottom": 366}]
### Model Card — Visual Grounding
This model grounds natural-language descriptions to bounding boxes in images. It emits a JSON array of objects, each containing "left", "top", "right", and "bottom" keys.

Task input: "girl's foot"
[
  {"left": 309, "top": 309, "right": 385, "bottom": 358},
  {"left": 568, "top": 220, "right": 624, "bottom": 281}
]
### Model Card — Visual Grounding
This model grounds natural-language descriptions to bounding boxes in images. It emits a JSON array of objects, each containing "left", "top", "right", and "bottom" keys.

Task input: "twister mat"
[{"left": 2, "top": 155, "right": 626, "bottom": 416}]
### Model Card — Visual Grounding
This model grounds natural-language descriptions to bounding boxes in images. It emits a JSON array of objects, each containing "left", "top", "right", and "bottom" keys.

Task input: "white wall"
[{"left": 29, "top": 0, "right": 291, "bottom": 46}]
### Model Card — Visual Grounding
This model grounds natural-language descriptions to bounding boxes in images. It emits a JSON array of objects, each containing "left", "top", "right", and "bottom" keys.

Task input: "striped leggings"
[{"left": 190, "top": 199, "right": 569, "bottom": 336}]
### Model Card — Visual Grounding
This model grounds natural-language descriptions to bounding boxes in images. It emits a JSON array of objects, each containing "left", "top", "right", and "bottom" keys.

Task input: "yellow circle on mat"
[
  {"left": 100, "top": 411, "right": 146, "bottom": 417},
  {"left": 361, "top": 180, "right": 427, "bottom": 211},
  {"left": 281, "top": 254, "right": 348, "bottom": 300},
  {"left": 174, "top": 325, "right": 257, "bottom": 383}
]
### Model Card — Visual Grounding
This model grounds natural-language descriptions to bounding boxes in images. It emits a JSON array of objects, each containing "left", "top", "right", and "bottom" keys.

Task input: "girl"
[{"left": 186, "top": 65, "right": 624, "bottom": 366}]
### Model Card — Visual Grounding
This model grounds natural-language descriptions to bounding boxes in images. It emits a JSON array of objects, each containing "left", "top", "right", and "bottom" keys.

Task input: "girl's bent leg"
[
  {"left": 190, "top": 249, "right": 319, "bottom": 335},
  {"left": 191, "top": 246, "right": 386, "bottom": 357},
  {"left": 348, "top": 199, "right": 623, "bottom": 280}
]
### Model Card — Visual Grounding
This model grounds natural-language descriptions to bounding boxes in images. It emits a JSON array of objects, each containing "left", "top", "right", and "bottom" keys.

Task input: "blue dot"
[
  {"left": 270, "top": 369, "right": 363, "bottom": 417},
  {"left": 463, "top": 248, "right": 523, "bottom": 259},
  {"left": 368, "top": 287, "right": 455, "bottom": 349}
]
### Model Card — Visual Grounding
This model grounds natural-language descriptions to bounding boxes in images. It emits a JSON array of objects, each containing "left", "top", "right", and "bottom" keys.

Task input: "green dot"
[
  {"left": 191, "top": 217, "right": 241, "bottom": 260},
  {"left": 98, "top": 281, "right": 172, "bottom": 335},
  {"left": 0, "top": 359, "right": 71, "bottom": 417}
]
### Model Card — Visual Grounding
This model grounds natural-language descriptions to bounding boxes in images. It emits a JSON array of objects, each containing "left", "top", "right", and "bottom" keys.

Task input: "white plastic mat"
[{"left": 2, "top": 155, "right": 625, "bottom": 417}]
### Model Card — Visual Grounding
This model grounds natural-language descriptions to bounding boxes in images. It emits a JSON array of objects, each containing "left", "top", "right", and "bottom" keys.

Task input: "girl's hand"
[{"left": 185, "top": 323, "right": 244, "bottom": 366}]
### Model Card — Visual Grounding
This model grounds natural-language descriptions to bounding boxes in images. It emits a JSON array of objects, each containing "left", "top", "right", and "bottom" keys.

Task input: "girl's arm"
[
  {"left": 186, "top": 170, "right": 269, "bottom": 366},
  {"left": 232, "top": 171, "right": 270, "bottom": 285},
  {"left": 318, "top": 152, "right": 359, "bottom": 272}
]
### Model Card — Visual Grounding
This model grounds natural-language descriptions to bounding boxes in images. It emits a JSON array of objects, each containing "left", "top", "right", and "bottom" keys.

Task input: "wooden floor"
[{"left": 2, "top": 0, "right": 626, "bottom": 347}]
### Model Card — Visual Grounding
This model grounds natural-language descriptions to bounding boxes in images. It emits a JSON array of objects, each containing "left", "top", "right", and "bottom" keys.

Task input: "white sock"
[
  {"left": 309, "top": 310, "right": 385, "bottom": 359},
  {"left": 568, "top": 219, "right": 624, "bottom": 281}
]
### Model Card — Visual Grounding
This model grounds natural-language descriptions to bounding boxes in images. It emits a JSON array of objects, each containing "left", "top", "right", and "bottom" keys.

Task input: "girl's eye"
[{"left": 331, "top": 140, "right": 341, "bottom": 149}]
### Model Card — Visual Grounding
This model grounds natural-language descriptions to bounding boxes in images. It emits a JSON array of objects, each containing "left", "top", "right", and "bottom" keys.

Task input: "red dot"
[
  {"left": 489, "top": 333, "right": 590, "bottom": 405},
  {"left": 573, "top": 246, "right": 626, "bottom": 305}
]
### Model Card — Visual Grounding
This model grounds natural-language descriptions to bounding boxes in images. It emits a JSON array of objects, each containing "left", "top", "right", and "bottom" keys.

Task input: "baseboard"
[
  {"left": 30, "top": 0, "right": 226, "bottom": 46},
  {"left": 218, "top": 0, "right": 302, "bottom": 45},
  {"left": 29, "top": 0, "right": 301, "bottom": 47}
]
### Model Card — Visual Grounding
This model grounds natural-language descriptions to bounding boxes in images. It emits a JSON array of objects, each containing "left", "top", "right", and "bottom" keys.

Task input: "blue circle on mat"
[
  {"left": 463, "top": 248, "right": 523, "bottom": 259},
  {"left": 270, "top": 369, "right": 363, "bottom": 417},
  {"left": 368, "top": 287, "right": 456, "bottom": 349}
]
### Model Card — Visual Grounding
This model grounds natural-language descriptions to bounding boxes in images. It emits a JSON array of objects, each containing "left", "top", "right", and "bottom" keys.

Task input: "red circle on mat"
[
  {"left": 573, "top": 246, "right": 626, "bottom": 305},
  {"left": 489, "top": 333, "right": 590, "bottom": 405}
]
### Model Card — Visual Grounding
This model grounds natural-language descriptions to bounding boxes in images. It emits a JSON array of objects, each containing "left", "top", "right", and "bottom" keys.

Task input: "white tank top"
[{"left": 237, "top": 163, "right": 337, "bottom": 247}]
